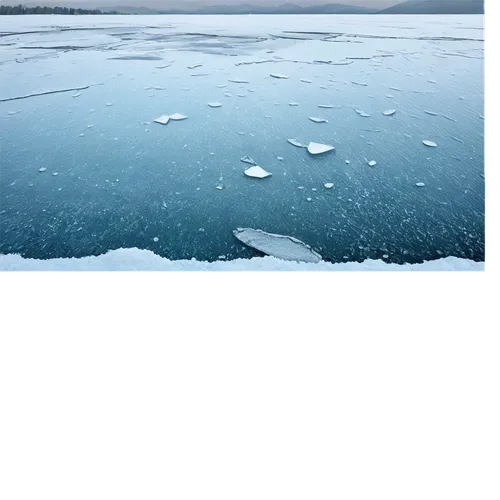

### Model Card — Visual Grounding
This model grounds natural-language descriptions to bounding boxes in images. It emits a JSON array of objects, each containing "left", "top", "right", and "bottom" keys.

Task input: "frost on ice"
[
  {"left": 307, "top": 142, "right": 335, "bottom": 155},
  {"left": 422, "top": 140, "right": 438, "bottom": 147},
  {"left": 233, "top": 228, "right": 322, "bottom": 263},
  {"left": 244, "top": 166, "right": 272, "bottom": 179}
]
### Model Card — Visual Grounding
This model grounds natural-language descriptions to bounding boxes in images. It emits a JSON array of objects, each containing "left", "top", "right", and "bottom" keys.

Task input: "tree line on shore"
[{"left": 0, "top": 5, "right": 118, "bottom": 15}]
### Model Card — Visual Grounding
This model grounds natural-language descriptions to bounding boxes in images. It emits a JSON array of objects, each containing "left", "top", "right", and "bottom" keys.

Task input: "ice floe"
[
  {"left": 233, "top": 228, "right": 322, "bottom": 263},
  {"left": 422, "top": 140, "right": 437, "bottom": 147},
  {"left": 240, "top": 155, "right": 256, "bottom": 165},
  {"left": 244, "top": 166, "right": 272, "bottom": 179},
  {"left": 288, "top": 138, "right": 306, "bottom": 148},
  {"left": 324, "top": 183, "right": 334, "bottom": 189},
  {"left": 153, "top": 115, "right": 170, "bottom": 125},
  {"left": 368, "top": 160, "right": 377, "bottom": 167},
  {"left": 208, "top": 102, "right": 222, "bottom": 108},
  {"left": 307, "top": 142, "right": 335, "bottom": 155},
  {"left": 169, "top": 113, "right": 188, "bottom": 121},
  {"left": 38, "top": 167, "right": 47, "bottom": 172},
  {"left": 383, "top": 109, "right": 396, "bottom": 116},
  {"left": 416, "top": 182, "right": 426, "bottom": 187},
  {"left": 309, "top": 117, "right": 328, "bottom": 123}
]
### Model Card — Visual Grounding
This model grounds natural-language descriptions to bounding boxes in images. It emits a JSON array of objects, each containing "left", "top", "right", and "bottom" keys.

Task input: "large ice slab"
[{"left": 233, "top": 228, "right": 322, "bottom": 263}]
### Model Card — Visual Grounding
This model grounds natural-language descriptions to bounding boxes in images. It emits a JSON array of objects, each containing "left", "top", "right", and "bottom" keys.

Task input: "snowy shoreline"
[{"left": 0, "top": 248, "right": 484, "bottom": 271}]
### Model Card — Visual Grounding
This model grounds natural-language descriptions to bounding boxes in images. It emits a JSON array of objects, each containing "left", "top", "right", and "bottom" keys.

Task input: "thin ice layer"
[{"left": 233, "top": 228, "right": 322, "bottom": 263}]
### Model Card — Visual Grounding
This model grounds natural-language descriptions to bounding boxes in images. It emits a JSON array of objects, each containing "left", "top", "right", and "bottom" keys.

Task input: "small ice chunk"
[
  {"left": 229, "top": 79, "right": 249, "bottom": 84},
  {"left": 355, "top": 109, "right": 370, "bottom": 117},
  {"left": 345, "top": 160, "right": 350, "bottom": 164},
  {"left": 52, "top": 172, "right": 58, "bottom": 176},
  {"left": 368, "top": 160, "right": 377, "bottom": 167},
  {"left": 424, "top": 110, "right": 439, "bottom": 116},
  {"left": 309, "top": 117, "right": 328, "bottom": 123},
  {"left": 154, "top": 115, "right": 170, "bottom": 125},
  {"left": 72, "top": 92, "right": 81, "bottom": 97},
  {"left": 352, "top": 81, "right": 368, "bottom": 86},
  {"left": 199, "top": 228, "right": 205, "bottom": 232},
  {"left": 386, "top": 94, "right": 394, "bottom": 98},
  {"left": 311, "top": 188, "right": 317, "bottom": 192},
  {"left": 218, "top": 255, "right": 226, "bottom": 260},
  {"left": 38, "top": 167, "right": 47, "bottom": 172},
  {"left": 324, "top": 183, "right": 334, "bottom": 189},
  {"left": 208, "top": 102, "right": 222, "bottom": 108},
  {"left": 187, "top": 64, "right": 202, "bottom": 69},
  {"left": 422, "top": 140, "right": 438, "bottom": 147},
  {"left": 277, "top": 156, "right": 283, "bottom": 161},
  {"left": 428, "top": 79, "right": 437, "bottom": 84},
  {"left": 237, "top": 94, "right": 246, "bottom": 97},
  {"left": 306, "top": 197, "right": 312, "bottom": 202},
  {"left": 307, "top": 142, "right": 335, "bottom": 155},
  {"left": 216, "top": 185, "right": 223, "bottom": 190},
  {"left": 244, "top": 166, "right": 272, "bottom": 179},
  {"left": 298, "top": 186, "right": 304, "bottom": 190},
  {"left": 237, "top": 131, "right": 246, "bottom": 135},
  {"left": 169, "top": 113, "right": 187, "bottom": 121},
  {"left": 389, "top": 87, "right": 402, "bottom": 91},
  {"left": 224, "top": 92, "right": 232, "bottom": 97},
  {"left": 289, "top": 102, "right": 299, "bottom": 106},
  {"left": 300, "top": 78, "right": 312, "bottom": 83},
  {"left": 87, "top": 124, "right": 94, "bottom": 128},
  {"left": 270, "top": 73, "right": 289, "bottom": 79},
  {"left": 233, "top": 228, "right": 321, "bottom": 263},
  {"left": 216, "top": 84, "right": 228, "bottom": 88},
  {"left": 415, "top": 182, "right": 425, "bottom": 187},
  {"left": 383, "top": 109, "right": 396, "bottom": 116},
  {"left": 241, "top": 156, "right": 256, "bottom": 165},
  {"left": 383, "top": 254, "right": 389, "bottom": 259},
  {"left": 105, "top": 102, "right": 113, "bottom": 106},
  {"left": 153, "top": 237, "right": 159, "bottom": 242},
  {"left": 288, "top": 138, "right": 306, "bottom": 148},
  {"left": 318, "top": 104, "right": 335, "bottom": 109},
  {"left": 248, "top": 89, "right": 255, "bottom": 92}
]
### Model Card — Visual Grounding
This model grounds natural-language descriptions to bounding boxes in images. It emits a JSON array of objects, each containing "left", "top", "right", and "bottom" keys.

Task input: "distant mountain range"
[
  {"left": 101, "top": 1, "right": 484, "bottom": 15},
  {"left": 100, "top": 3, "right": 377, "bottom": 14},
  {"left": 378, "top": 0, "right": 484, "bottom": 14}
]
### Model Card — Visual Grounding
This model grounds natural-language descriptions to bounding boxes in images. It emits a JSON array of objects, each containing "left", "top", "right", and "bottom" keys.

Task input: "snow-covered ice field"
[{"left": 0, "top": 14, "right": 484, "bottom": 270}]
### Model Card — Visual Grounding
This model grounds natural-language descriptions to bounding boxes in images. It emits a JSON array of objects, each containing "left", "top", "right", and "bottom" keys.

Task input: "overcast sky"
[{"left": 20, "top": 0, "right": 402, "bottom": 8}]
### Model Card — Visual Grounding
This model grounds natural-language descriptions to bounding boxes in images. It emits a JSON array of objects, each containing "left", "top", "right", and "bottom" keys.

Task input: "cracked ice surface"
[{"left": 0, "top": 14, "right": 484, "bottom": 267}]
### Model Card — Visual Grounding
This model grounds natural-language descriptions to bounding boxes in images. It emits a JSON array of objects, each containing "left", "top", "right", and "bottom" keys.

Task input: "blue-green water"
[{"left": 0, "top": 15, "right": 484, "bottom": 264}]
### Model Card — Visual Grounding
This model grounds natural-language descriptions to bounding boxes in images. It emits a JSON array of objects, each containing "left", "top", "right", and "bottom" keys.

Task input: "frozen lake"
[{"left": 0, "top": 14, "right": 484, "bottom": 265}]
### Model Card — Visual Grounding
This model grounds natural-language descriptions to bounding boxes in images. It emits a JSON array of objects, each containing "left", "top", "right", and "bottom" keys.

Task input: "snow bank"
[{"left": 0, "top": 249, "right": 484, "bottom": 272}]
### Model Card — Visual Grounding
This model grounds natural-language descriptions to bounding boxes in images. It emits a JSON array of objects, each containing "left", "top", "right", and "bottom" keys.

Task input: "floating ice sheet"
[
  {"left": 233, "top": 228, "right": 322, "bottom": 263},
  {"left": 240, "top": 155, "right": 256, "bottom": 165},
  {"left": 154, "top": 115, "right": 170, "bottom": 125},
  {"left": 244, "top": 166, "right": 272, "bottom": 179},
  {"left": 307, "top": 142, "right": 335, "bottom": 155},
  {"left": 288, "top": 138, "right": 306, "bottom": 148}
]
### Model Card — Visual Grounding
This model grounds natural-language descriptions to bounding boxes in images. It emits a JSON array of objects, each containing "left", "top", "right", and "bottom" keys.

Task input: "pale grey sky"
[{"left": 21, "top": 0, "right": 402, "bottom": 8}]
